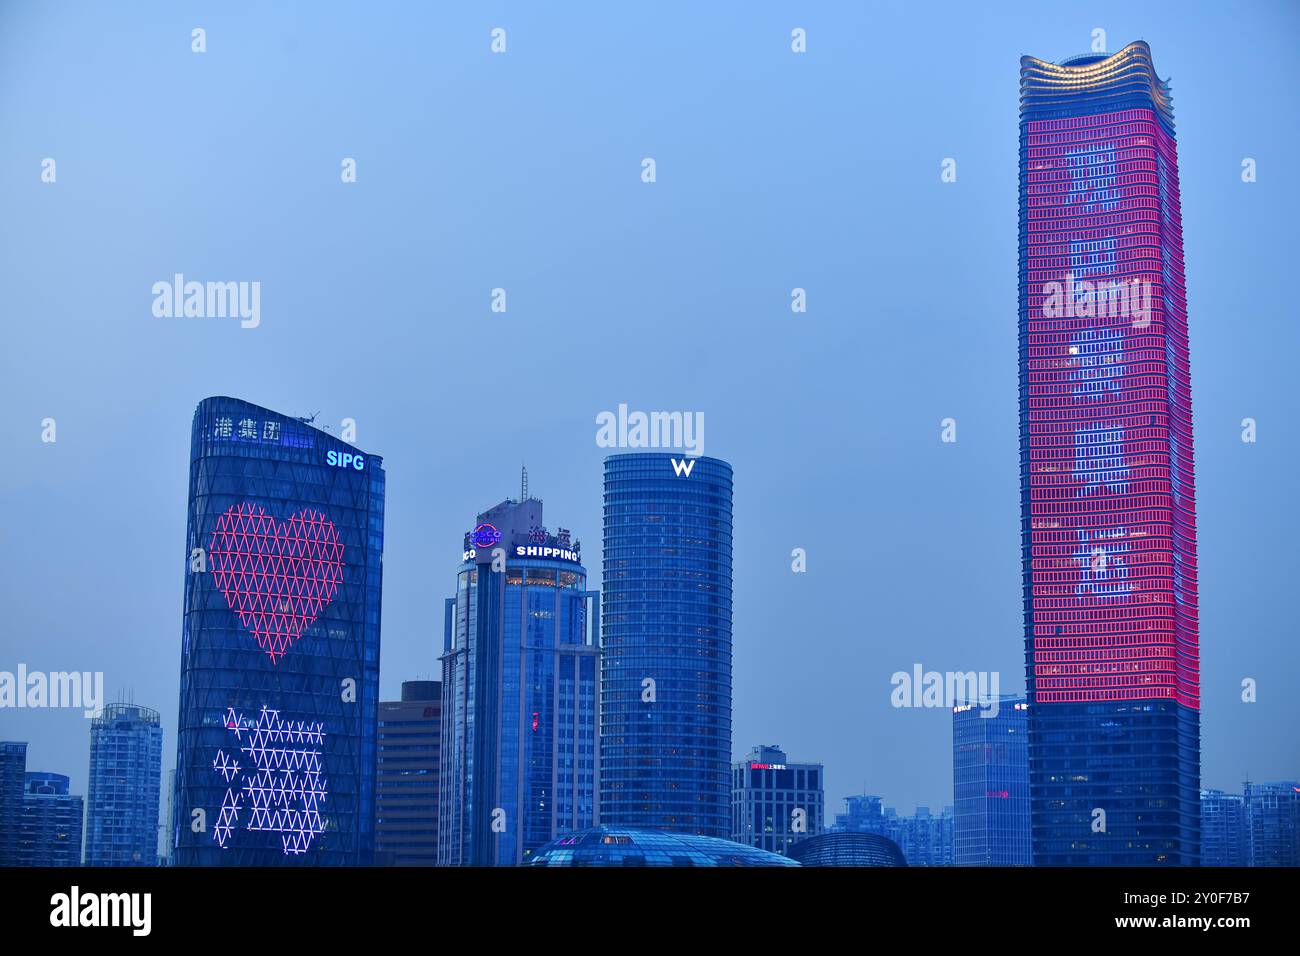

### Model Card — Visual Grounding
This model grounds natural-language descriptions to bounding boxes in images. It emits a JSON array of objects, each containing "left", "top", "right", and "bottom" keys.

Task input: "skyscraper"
[
  {"left": 172, "top": 396, "right": 385, "bottom": 866},
  {"left": 0, "top": 742, "right": 28, "bottom": 866},
  {"left": 375, "top": 680, "right": 441, "bottom": 866},
  {"left": 953, "top": 696, "right": 1031, "bottom": 866},
  {"left": 20, "top": 772, "right": 84, "bottom": 867},
  {"left": 85, "top": 702, "right": 163, "bottom": 866},
  {"left": 600, "top": 452, "right": 733, "bottom": 838},
  {"left": 731, "top": 744, "right": 824, "bottom": 855},
  {"left": 1018, "top": 41, "right": 1200, "bottom": 865},
  {"left": 438, "top": 490, "right": 600, "bottom": 865}
]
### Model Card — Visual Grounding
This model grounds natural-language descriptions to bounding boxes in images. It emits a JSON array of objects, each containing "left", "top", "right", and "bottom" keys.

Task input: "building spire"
[{"left": 521, "top": 464, "right": 528, "bottom": 501}]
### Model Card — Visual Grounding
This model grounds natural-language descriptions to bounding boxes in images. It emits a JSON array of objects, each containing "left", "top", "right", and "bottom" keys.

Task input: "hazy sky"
[{"left": 2, "top": 1, "right": 1297, "bottom": 826}]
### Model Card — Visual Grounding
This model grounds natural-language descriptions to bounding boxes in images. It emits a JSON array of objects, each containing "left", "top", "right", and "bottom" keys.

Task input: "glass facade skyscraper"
[
  {"left": 1018, "top": 42, "right": 1200, "bottom": 865},
  {"left": 438, "top": 492, "right": 600, "bottom": 865},
  {"left": 172, "top": 396, "right": 385, "bottom": 866},
  {"left": 600, "top": 453, "right": 733, "bottom": 838},
  {"left": 20, "top": 772, "right": 84, "bottom": 867},
  {"left": 85, "top": 702, "right": 163, "bottom": 866},
  {"left": 953, "top": 697, "right": 1031, "bottom": 866}
]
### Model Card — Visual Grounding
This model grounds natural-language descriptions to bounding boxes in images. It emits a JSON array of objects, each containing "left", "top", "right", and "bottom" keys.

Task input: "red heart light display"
[{"left": 208, "top": 502, "right": 345, "bottom": 664}]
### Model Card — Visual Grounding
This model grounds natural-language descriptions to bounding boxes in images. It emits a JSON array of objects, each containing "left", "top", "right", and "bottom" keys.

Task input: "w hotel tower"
[
  {"left": 173, "top": 397, "right": 385, "bottom": 866},
  {"left": 1018, "top": 42, "right": 1199, "bottom": 865}
]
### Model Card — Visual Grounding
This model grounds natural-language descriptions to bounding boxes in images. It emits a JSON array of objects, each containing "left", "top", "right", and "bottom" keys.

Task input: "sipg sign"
[{"left": 325, "top": 449, "right": 365, "bottom": 471}]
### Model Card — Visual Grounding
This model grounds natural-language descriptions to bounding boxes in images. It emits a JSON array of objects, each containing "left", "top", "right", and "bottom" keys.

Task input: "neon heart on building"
[
  {"left": 212, "top": 706, "right": 327, "bottom": 855},
  {"left": 208, "top": 502, "right": 345, "bottom": 663}
]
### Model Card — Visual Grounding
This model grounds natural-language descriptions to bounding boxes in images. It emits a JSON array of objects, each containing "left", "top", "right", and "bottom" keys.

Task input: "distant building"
[
  {"left": 525, "top": 826, "right": 798, "bottom": 867},
  {"left": 893, "top": 806, "right": 955, "bottom": 867},
  {"left": 376, "top": 680, "right": 441, "bottom": 865},
  {"left": 832, "top": 794, "right": 953, "bottom": 866},
  {"left": 1245, "top": 781, "right": 1300, "bottom": 867},
  {"left": 85, "top": 702, "right": 163, "bottom": 866},
  {"left": 1200, "top": 789, "right": 1247, "bottom": 867},
  {"left": 788, "top": 831, "right": 906, "bottom": 867},
  {"left": 20, "top": 773, "right": 84, "bottom": 867},
  {"left": 731, "top": 745, "right": 823, "bottom": 855},
  {"left": 0, "top": 742, "right": 29, "bottom": 866},
  {"left": 953, "top": 696, "right": 1030, "bottom": 866}
]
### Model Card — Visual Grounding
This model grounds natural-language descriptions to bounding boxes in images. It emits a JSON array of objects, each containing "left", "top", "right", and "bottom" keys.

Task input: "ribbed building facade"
[
  {"left": 600, "top": 453, "right": 733, "bottom": 838},
  {"left": 172, "top": 396, "right": 385, "bottom": 866},
  {"left": 1018, "top": 41, "right": 1200, "bottom": 865}
]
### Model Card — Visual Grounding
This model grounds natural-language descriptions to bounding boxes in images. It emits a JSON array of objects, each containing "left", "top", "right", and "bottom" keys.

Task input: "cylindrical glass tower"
[{"left": 600, "top": 452, "right": 733, "bottom": 838}]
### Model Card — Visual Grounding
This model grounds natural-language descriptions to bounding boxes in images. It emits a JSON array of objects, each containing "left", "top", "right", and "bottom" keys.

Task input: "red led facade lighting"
[
  {"left": 208, "top": 502, "right": 346, "bottom": 664},
  {"left": 1020, "top": 42, "right": 1199, "bottom": 710}
]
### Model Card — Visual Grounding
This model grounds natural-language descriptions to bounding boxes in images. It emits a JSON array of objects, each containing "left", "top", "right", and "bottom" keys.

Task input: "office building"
[
  {"left": 1018, "top": 41, "right": 1200, "bottom": 864},
  {"left": 376, "top": 680, "right": 441, "bottom": 865},
  {"left": 172, "top": 396, "right": 385, "bottom": 865},
  {"left": 953, "top": 696, "right": 1031, "bottom": 865},
  {"left": 439, "top": 486, "right": 600, "bottom": 865},
  {"left": 600, "top": 452, "right": 734, "bottom": 837},
  {"left": 731, "top": 744, "right": 823, "bottom": 855}
]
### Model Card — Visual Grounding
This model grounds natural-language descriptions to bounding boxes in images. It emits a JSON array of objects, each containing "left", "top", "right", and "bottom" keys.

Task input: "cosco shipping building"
[
  {"left": 172, "top": 396, "right": 385, "bottom": 866},
  {"left": 438, "top": 491, "right": 600, "bottom": 866}
]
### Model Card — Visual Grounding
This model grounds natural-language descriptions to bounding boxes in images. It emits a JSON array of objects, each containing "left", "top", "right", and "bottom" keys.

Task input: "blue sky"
[{"left": 1, "top": 0, "right": 1297, "bottom": 822}]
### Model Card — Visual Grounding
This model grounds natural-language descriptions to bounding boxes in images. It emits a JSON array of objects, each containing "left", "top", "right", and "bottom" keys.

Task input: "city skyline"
[{"left": 2, "top": 3, "right": 1298, "bottom": 839}]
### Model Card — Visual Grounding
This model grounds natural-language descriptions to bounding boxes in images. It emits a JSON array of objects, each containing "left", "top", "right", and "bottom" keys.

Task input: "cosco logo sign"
[{"left": 326, "top": 450, "right": 365, "bottom": 471}]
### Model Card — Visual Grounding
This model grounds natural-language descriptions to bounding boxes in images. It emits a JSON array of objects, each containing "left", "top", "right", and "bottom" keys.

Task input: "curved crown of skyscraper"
[
  {"left": 173, "top": 397, "right": 385, "bottom": 866},
  {"left": 1018, "top": 42, "right": 1199, "bottom": 865},
  {"left": 600, "top": 452, "right": 733, "bottom": 838}
]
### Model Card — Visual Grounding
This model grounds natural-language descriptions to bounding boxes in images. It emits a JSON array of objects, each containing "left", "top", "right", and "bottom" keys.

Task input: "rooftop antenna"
[{"left": 521, "top": 464, "right": 528, "bottom": 502}]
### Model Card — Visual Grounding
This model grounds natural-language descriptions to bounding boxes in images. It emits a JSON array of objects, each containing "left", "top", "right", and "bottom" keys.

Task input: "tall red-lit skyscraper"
[{"left": 1018, "top": 42, "right": 1199, "bottom": 865}]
